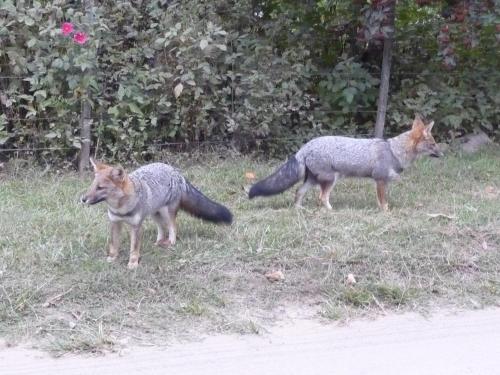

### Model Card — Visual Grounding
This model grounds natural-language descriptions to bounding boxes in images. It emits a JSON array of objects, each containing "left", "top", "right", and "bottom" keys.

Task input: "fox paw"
[
  {"left": 155, "top": 239, "right": 172, "bottom": 248},
  {"left": 127, "top": 261, "right": 139, "bottom": 270},
  {"left": 106, "top": 255, "right": 118, "bottom": 263}
]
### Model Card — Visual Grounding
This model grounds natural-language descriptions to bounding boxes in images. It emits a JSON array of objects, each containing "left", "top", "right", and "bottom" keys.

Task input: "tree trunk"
[
  {"left": 78, "top": 99, "right": 92, "bottom": 177},
  {"left": 374, "top": 37, "right": 393, "bottom": 138},
  {"left": 78, "top": 0, "right": 94, "bottom": 177},
  {"left": 374, "top": 1, "right": 396, "bottom": 139}
]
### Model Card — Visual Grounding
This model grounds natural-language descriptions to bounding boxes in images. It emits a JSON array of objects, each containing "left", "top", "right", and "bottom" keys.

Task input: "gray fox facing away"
[
  {"left": 249, "top": 115, "right": 443, "bottom": 211},
  {"left": 81, "top": 160, "right": 232, "bottom": 269}
]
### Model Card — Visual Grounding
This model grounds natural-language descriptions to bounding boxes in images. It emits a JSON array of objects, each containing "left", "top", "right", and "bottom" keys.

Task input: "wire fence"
[{"left": 0, "top": 133, "right": 380, "bottom": 154}]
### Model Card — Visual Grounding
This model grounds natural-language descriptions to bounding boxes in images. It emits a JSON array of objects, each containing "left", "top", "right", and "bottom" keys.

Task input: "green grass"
[{"left": 1, "top": 148, "right": 499, "bottom": 355}]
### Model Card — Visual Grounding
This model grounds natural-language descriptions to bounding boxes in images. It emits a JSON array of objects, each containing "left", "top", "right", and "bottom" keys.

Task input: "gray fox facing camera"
[
  {"left": 249, "top": 115, "right": 442, "bottom": 211},
  {"left": 81, "top": 160, "right": 232, "bottom": 269}
]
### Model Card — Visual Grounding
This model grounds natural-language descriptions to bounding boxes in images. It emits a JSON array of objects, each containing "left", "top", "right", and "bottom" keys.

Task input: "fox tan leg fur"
[
  {"left": 376, "top": 180, "right": 389, "bottom": 211},
  {"left": 128, "top": 225, "right": 143, "bottom": 270},
  {"left": 166, "top": 208, "right": 177, "bottom": 246},
  {"left": 295, "top": 179, "right": 314, "bottom": 208},
  {"left": 154, "top": 206, "right": 177, "bottom": 248},
  {"left": 319, "top": 179, "right": 337, "bottom": 210},
  {"left": 152, "top": 212, "right": 167, "bottom": 245},
  {"left": 108, "top": 221, "right": 122, "bottom": 262}
]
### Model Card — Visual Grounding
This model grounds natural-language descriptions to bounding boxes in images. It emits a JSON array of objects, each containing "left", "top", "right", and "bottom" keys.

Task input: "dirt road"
[{"left": 2, "top": 308, "right": 499, "bottom": 375}]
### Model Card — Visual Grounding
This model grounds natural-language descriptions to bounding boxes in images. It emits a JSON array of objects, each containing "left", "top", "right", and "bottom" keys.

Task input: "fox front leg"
[
  {"left": 107, "top": 221, "right": 123, "bottom": 262},
  {"left": 127, "top": 224, "right": 143, "bottom": 270},
  {"left": 376, "top": 180, "right": 389, "bottom": 211}
]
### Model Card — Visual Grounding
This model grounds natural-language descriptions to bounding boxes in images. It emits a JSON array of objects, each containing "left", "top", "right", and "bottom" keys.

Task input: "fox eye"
[{"left": 96, "top": 185, "right": 105, "bottom": 191}]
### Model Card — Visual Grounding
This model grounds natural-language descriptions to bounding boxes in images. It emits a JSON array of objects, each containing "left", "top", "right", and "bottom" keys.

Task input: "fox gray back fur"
[
  {"left": 249, "top": 115, "right": 441, "bottom": 210},
  {"left": 128, "top": 163, "right": 232, "bottom": 224},
  {"left": 296, "top": 136, "right": 402, "bottom": 181}
]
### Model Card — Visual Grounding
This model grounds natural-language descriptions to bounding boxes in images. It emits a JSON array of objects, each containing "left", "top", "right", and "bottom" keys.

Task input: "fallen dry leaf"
[
  {"left": 43, "top": 294, "right": 64, "bottom": 308},
  {"left": 484, "top": 186, "right": 498, "bottom": 198},
  {"left": 346, "top": 273, "right": 357, "bottom": 285},
  {"left": 245, "top": 171, "right": 256, "bottom": 183},
  {"left": 265, "top": 270, "right": 285, "bottom": 282},
  {"left": 426, "top": 213, "right": 456, "bottom": 220},
  {"left": 42, "top": 287, "right": 73, "bottom": 308},
  {"left": 481, "top": 240, "right": 488, "bottom": 250},
  {"left": 70, "top": 310, "right": 84, "bottom": 321}
]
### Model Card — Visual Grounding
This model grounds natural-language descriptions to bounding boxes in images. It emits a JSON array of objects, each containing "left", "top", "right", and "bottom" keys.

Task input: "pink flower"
[
  {"left": 61, "top": 22, "right": 74, "bottom": 36},
  {"left": 73, "top": 32, "right": 88, "bottom": 45}
]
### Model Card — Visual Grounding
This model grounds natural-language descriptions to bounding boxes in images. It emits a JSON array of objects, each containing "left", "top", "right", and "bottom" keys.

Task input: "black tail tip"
[
  {"left": 223, "top": 208, "right": 233, "bottom": 224},
  {"left": 216, "top": 206, "right": 233, "bottom": 224},
  {"left": 248, "top": 184, "right": 261, "bottom": 199},
  {"left": 248, "top": 186, "right": 256, "bottom": 199}
]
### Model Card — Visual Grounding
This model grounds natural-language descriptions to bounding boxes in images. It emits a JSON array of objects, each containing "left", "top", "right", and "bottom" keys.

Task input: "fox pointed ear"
[
  {"left": 426, "top": 121, "right": 435, "bottom": 133},
  {"left": 110, "top": 166, "right": 126, "bottom": 182},
  {"left": 411, "top": 114, "right": 425, "bottom": 131},
  {"left": 89, "top": 157, "right": 104, "bottom": 171}
]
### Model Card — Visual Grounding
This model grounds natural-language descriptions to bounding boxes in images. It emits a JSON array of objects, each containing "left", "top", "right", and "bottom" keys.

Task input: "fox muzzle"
[
  {"left": 430, "top": 148, "right": 444, "bottom": 158},
  {"left": 80, "top": 194, "right": 106, "bottom": 205}
]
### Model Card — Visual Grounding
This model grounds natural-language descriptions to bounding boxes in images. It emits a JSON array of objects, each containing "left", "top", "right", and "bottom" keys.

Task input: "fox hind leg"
[
  {"left": 295, "top": 174, "right": 317, "bottom": 208},
  {"left": 153, "top": 212, "right": 167, "bottom": 245},
  {"left": 154, "top": 206, "right": 177, "bottom": 248},
  {"left": 319, "top": 176, "right": 338, "bottom": 210}
]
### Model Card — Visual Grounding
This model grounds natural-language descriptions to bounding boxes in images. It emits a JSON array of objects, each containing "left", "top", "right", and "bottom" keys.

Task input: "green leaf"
[
  {"left": 0, "top": 1, "right": 16, "bottom": 12},
  {"left": 107, "top": 106, "right": 120, "bottom": 117},
  {"left": 34, "top": 90, "right": 47, "bottom": 99},
  {"left": 23, "top": 16, "right": 35, "bottom": 26},
  {"left": 27, "top": 38, "right": 37, "bottom": 48},
  {"left": 72, "top": 139, "right": 82, "bottom": 149},
  {"left": 18, "top": 95, "right": 34, "bottom": 101},
  {"left": 200, "top": 39, "right": 209, "bottom": 50},
  {"left": 45, "top": 132, "right": 59, "bottom": 139},
  {"left": 343, "top": 87, "right": 357, "bottom": 104},
  {"left": 128, "top": 103, "right": 143, "bottom": 115},
  {"left": 174, "top": 83, "right": 184, "bottom": 98},
  {"left": 154, "top": 37, "right": 166, "bottom": 48}
]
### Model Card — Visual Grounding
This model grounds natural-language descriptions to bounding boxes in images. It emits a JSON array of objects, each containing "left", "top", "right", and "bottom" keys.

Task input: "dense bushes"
[{"left": 0, "top": 0, "right": 498, "bottom": 160}]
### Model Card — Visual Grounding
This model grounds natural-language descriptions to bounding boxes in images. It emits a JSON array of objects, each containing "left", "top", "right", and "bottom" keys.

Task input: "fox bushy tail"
[
  {"left": 248, "top": 156, "right": 304, "bottom": 199},
  {"left": 181, "top": 182, "right": 233, "bottom": 224}
]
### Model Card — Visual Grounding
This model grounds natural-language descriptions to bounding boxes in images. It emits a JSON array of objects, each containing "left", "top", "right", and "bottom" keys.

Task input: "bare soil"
[{"left": 2, "top": 307, "right": 500, "bottom": 375}]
